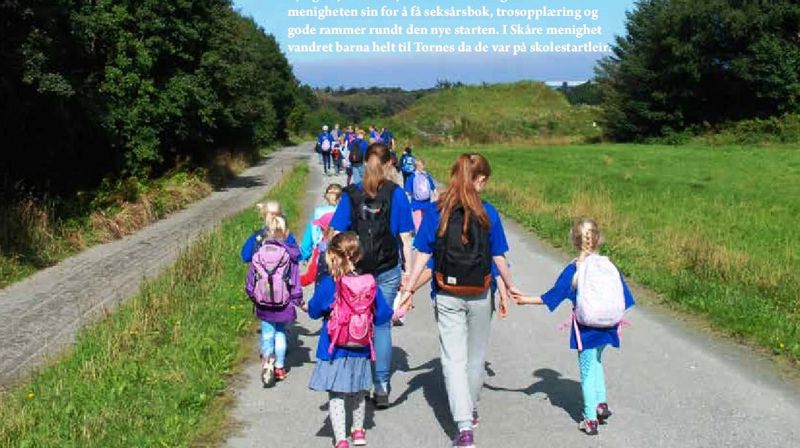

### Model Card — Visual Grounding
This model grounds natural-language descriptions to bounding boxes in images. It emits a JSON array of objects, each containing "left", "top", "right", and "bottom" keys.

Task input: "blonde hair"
[
  {"left": 324, "top": 183, "right": 343, "bottom": 206},
  {"left": 570, "top": 218, "right": 602, "bottom": 287},
  {"left": 415, "top": 159, "right": 425, "bottom": 172},
  {"left": 265, "top": 215, "right": 287, "bottom": 240},
  {"left": 325, "top": 232, "right": 362, "bottom": 279},
  {"left": 256, "top": 200, "right": 282, "bottom": 224}
]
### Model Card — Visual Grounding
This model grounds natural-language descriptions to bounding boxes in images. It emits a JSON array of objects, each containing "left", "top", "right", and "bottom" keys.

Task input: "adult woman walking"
[
  {"left": 397, "top": 153, "right": 519, "bottom": 448},
  {"left": 330, "top": 143, "right": 414, "bottom": 408}
]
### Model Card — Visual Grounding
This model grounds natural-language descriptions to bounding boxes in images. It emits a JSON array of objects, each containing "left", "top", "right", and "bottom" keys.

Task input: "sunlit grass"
[
  {"left": 421, "top": 144, "right": 800, "bottom": 363},
  {"left": 0, "top": 164, "right": 309, "bottom": 446}
]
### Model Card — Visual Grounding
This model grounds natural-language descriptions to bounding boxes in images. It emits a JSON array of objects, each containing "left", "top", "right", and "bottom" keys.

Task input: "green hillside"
[{"left": 390, "top": 82, "right": 601, "bottom": 145}]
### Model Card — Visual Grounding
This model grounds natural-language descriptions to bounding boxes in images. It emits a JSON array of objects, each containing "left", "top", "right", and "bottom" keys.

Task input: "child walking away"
[
  {"left": 240, "top": 200, "right": 297, "bottom": 263},
  {"left": 245, "top": 215, "right": 305, "bottom": 387},
  {"left": 396, "top": 153, "right": 520, "bottom": 448},
  {"left": 399, "top": 147, "right": 416, "bottom": 184},
  {"left": 308, "top": 232, "right": 394, "bottom": 448},
  {"left": 403, "top": 159, "right": 437, "bottom": 232},
  {"left": 512, "top": 219, "right": 635, "bottom": 435}
]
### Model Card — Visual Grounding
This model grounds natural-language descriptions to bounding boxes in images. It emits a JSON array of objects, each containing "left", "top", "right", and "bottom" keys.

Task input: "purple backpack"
[{"left": 245, "top": 240, "right": 293, "bottom": 308}]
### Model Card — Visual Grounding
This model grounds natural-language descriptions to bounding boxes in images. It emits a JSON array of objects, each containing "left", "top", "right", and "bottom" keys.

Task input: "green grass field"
[
  {"left": 389, "top": 82, "right": 600, "bottom": 145},
  {"left": 419, "top": 144, "right": 800, "bottom": 363},
  {"left": 0, "top": 164, "right": 309, "bottom": 447}
]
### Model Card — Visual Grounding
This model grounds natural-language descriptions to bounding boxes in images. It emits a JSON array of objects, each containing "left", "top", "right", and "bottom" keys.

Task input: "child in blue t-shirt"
[
  {"left": 307, "top": 232, "right": 393, "bottom": 448},
  {"left": 512, "top": 219, "right": 635, "bottom": 436},
  {"left": 403, "top": 159, "right": 437, "bottom": 232},
  {"left": 240, "top": 200, "right": 297, "bottom": 263}
]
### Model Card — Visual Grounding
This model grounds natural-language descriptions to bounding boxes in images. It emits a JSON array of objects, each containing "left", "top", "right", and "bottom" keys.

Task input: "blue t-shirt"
[
  {"left": 404, "top": 172, "right": 437, "bottom": 211},
  {"left": 414, "top": 201, "right": 509, "bottom": 296},
  {"left": 541, "top": 262, "right": 636, "bottom": 351},
  {"left": 348, "top": 139, "right": 368, "bottom": 165},
  {"left": 307, "top": 274, "right": 394, "bottom": 361},
  {"left": 240, "top": 230, "right": 298, "bottom": 263},
  {"left": 380, "top": 130, "right": 394, "bottom": 144},
  {"left": 317, "top": 131, "right": 332, "bottom": 146},
  {"left": 331, "top": 183, "right": 414, "bottom": 237}
]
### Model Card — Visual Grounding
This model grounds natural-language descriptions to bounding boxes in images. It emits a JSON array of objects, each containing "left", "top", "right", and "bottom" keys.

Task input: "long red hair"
[{"left": 437, "top": 153, "right": 491, "bottom": 241}]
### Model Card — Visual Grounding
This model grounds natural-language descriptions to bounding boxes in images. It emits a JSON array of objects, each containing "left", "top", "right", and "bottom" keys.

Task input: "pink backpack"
[
  {"left": 327, "top": 274, "right": 376, "bottom": 359},
  {"left": 245, "top": 240, "right": 293, "bottom": 308}
]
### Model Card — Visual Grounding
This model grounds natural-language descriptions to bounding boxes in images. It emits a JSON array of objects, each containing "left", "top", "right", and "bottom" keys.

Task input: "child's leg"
[
  {"left": 329, "top": 392, "right": 347, "bottom": 443},
  {"left": 273, "top": 323, "right": 287, "bottom": 368},
  {"left": 348, "top": 391, "right": 367, "bottom": 430},
  {"left": 578, "top": 347, "right": 600, "bottom": 420},
  {"left": 260, "top": 320, "right": 277, "bottom": 360},
  {"left": 595, "top": 345, "right": 607, "bottom": 405},
  {"left": 465, "top": 293, "right": 493, "bottom": 410}
]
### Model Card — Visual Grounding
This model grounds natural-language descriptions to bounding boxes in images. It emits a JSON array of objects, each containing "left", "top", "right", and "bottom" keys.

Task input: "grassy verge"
[
  {"left": 0, "top": 163, "right": 309, "bottom": 446},
  {"left": 0, "top": 151, "right": 256, "bottom": 289},
  {"left": 420, "top": 144, "right": 800, "bottom": 364}
]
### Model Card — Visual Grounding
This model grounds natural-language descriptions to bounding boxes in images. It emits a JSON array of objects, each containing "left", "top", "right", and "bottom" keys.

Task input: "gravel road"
[
  {"left": 0, "top": 144, "right": 311, "bottom": 387},
  {"left": 225, "top": 153, "right": 800, "bottom": 448}
]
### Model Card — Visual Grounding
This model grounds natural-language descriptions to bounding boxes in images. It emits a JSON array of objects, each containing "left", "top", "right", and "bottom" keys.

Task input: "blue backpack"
[{"left": 402, "top": 154, "right": 416, "bottom": 174}]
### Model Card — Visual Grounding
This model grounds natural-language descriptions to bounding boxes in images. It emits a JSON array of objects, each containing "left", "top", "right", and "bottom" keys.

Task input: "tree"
[
  {"left": 0, "top": 0, "right": 300, "bottom": 195},
  {"left": 597, "top": 0, "right": 800, "bottom": 140}
]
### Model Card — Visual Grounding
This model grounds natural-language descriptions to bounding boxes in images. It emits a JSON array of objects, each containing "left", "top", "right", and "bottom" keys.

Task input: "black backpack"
[
  {"left": 346, "top": 182, "right": 398, "bottom": 275},
  {"left": 349, "top": 141, "right": 365, "bottom": 165},
  {"left": 434, "top": 207, "right": 492, "bottom": 296}
]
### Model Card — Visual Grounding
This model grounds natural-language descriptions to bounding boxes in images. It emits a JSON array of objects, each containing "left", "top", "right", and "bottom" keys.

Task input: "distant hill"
[
  {"left": 389, "top": 81, "right": 601, "bottom": 145},
  {"left": 315, "top": 87, "right": 434, "bottom": 124}
]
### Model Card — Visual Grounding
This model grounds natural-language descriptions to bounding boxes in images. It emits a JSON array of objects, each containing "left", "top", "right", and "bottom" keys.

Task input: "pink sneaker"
[
  {"left": 579, "top": 419, "right": 599, "bottom": 436},
  {"left": 596, "top": 403, "right": 613, "bottom": 424},
  {"left": 351, "top": 428, "right": 367, "bottom": 446},
  {"left": 335, "top": 440, "right": 350, "bottom": 448}
]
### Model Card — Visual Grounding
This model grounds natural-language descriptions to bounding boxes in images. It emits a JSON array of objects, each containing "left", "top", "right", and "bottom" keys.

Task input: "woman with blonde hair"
[
  {"left": 330, "top": 142, "right": 414, "bottom": 408},
  {"left": 396, "top": 153, "right": 519, "bottom": 448}
]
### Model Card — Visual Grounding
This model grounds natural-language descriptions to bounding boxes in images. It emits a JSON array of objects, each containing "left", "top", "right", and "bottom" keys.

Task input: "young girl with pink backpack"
[
  {"left": 307, "top": 232, "right": 393, "bottom": 448},
  {"left": 512, "top": 219, "right": 635, "bottom": 435},
  {"left": 244, "top": 215, "right": 305, "bottom": 387}
]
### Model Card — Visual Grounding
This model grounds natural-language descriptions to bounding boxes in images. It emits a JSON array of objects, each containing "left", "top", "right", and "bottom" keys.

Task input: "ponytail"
[
  {"left": 570, "top": 218, "right": 602, "bottom": 287},
  {"left": 437, "top": 154, "right": 491, "bottom": 242},
  {"left": 362, "top": 143, "right": 391, "bottom": 198}
]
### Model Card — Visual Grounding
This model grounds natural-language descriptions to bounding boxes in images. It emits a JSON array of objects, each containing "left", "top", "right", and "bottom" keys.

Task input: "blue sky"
[{"left": 234, "top": 0, "right": 637, "bottom": 88}]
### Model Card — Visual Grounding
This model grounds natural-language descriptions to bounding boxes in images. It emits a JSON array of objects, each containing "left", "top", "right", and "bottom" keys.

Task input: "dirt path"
[
  {"left": 224, "top": 153, "right": 800, "bottom": 447},
  {"left": 0, "top": 144, "right": 312, "bottom": 387}
]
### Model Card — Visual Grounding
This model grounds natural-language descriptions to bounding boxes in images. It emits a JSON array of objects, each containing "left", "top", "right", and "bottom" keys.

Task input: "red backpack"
[{"left": 327, "top": 274, "right": 377, "bottom": 359}]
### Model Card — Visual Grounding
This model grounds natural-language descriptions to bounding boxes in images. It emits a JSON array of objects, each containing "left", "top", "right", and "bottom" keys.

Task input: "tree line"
[
  {"left": 597, "top": 0, "right": 800, "bottom": 141},
  {"left": 1, "top": 1, "right": 306, "bottom": 196}
]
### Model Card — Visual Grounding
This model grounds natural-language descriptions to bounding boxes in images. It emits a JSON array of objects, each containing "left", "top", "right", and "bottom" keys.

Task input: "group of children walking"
[{"left": 241, "top": 144, "right": 635, "bottom": 447}]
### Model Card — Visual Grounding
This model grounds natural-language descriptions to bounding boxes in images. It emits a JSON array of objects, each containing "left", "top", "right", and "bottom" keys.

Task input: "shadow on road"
[
  {"left": 392, "top": 348, "right": 457, "bottom": 439},
  {"left": 484, "top": 368, "right": 583, "bottom": 422}
]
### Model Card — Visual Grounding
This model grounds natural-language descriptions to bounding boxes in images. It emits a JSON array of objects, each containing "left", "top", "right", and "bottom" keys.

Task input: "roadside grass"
[
  {"left": 0, "top": 164, "right": 309, "bottom": 447},
  {"left": 419, "top": 144, "right": 800, "bottom": 363},
  {"left": 0, "top": 151, "right": 256, "bottom": 289}
]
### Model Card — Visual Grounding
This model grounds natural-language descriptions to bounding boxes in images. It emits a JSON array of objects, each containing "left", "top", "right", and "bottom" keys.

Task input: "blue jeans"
[
  {"left": 351, "top": 164, "right": 364, "bottom": 185},
  {"left": 373, "top": 265, "right": 402, "bottom": 393},
  {"left": 261, "top": 321, "right": 287, "bottom": 368},
  {"left": 578, "top": 345, "right": 607, "bottom": 420}
]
